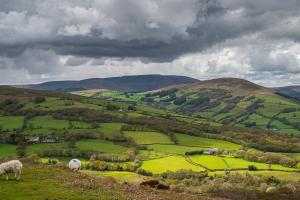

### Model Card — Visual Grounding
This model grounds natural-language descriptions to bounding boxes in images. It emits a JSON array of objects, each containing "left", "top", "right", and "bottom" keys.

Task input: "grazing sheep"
[
  {"left": 69, "top": 159, "right": 81, "bottom": 172},
  {"left": 0, "top": 160, "right": 23, "bottom": 181}
]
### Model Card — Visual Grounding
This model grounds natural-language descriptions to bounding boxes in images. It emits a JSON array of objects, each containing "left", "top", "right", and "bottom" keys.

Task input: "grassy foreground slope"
[{"left": 0, "top": 165, "right": 124, "bottom": 200}]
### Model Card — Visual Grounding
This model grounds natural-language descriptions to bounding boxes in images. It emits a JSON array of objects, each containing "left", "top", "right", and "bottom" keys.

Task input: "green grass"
[
  {"left": 29, "top": 116, "right": 69, "bottom": 129},
  {"left": 283, "top": 153, "right": 300, "bottom": 161},
  {"left": 246, "top": 113, "right": 270, "bottom": 127},
  {"left": 26, "top": 142, "right": 69, "bottom": 155},
  {"left": 124, "top": 131, "right": 173, "bottom": 145},
  {"left": 140, "top": 156, "right": 205, "bottom": 174},
  {"left": 0, "top": 116, "right": 24, "bottom": 131},
  {"left": 98, "top": 123, "right": 124, "bottom": 139},
  {"left": 69, "top": 121, "right": 93, "bottom": 129},
  {"left": 175, "top": 133, "right": 242, "bottom": 150},
  {"left": 0, "top": 165, "right": 124, "bottom": 200},
  {"left": 24, "top": 97, "right": 102, "bottom": 111},
  {"left": 75, "top": 139, "right": 129, "bottom": 154},
  {"left": 0, "top": 144, "right": 17, "bottom": 158},
  {"left": 223, "top": 157, "right": 295, "bottom": 171},
  {"left": 190, "top": 155, "right": 228, "bottom": 169},
  {"left": 99, "top": 91, "right": 144, "bottom": 102},
  {"left": 137, "top": 150, "right": 171, "bottom": 160},
  {"left": 82, "top": 170, "right": 145, "bottom": 183},
  {"left": 147, "top": 144, "right": 204, "bottom": 155}
]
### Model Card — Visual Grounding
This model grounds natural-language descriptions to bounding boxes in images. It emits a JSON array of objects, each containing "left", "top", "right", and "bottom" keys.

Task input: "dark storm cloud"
[
  {"left": 0, "top": 0, "right": 300, "bottom": 85},
  {"left": 0, "top": 0, "right": 298, "bottom": 61}
]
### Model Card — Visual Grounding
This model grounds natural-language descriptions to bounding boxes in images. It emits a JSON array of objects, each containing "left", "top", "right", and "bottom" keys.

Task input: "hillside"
[
  {"left": 20, "top": 75, "right": 199, "bottom": 92},
  {"left": 1, "top": 86, "right": 300, "bottom": 199},
  {"left": 275, "top": 86, "right": 300, "bottom": 101},
  {"left": 92, "top": 78, "right": 300, "bottom": 135}
]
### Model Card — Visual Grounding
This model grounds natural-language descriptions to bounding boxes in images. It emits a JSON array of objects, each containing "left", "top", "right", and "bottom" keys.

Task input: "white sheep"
[
  {"left": 68, "top": 159, "right": 81, "bottom": 172},
  {"left": 0, "top": 160, "right": 23, "bottom": 181}
]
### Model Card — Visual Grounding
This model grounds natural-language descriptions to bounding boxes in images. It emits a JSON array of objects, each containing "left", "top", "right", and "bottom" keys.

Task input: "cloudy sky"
[{"left": 0, "top": 0, "right": 300, "bottom": 87}]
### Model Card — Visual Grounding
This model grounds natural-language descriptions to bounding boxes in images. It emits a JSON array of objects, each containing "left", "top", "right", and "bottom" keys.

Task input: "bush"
[
  {"left": 33, "top": 97, "right": 45, "bottom": 104},
  {"left": 137, "top": 168, "right": 153, "bottom": 176},
  {"left": 185, "top": 150, "right": 203, "bottom": 155},
  {"left": 248, "top": 165, "right": 258, "bottom": 171},
  {"left": 27, "top": 153, "right": 40, "bottom": 163}
]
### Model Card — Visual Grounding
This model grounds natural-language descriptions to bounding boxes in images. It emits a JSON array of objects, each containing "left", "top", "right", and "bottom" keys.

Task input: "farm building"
[
  {"left": 203, "top": 148, "right": 219, "bottom": 155},
  {"left": 40, "top": 135, "right": 59, "bottom": 143}
]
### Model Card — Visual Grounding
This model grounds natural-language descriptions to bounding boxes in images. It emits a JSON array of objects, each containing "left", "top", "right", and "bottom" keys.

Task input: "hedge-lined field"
[
  {"left": 147, "top": 144, "right": 204, "bottom": 155},
  {"left": 175, "top": 133, "right": 242, "bottom": 150},
  {"left": 75, "top": 139, "right": 129, "bottom": 153},
  {"left": 0, "top": 116, "right": 24, "bottom": 131},
  {"left": 140, "top": 156, "right": 205, "bottom": 174},
  {"left": 124, "top": 131, "right": 173, "bottom": 145}
]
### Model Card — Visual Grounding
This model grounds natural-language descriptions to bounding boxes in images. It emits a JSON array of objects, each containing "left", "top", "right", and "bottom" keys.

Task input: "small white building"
[{"left": 203, "top": 148, "right": 219, "bottom": 155}]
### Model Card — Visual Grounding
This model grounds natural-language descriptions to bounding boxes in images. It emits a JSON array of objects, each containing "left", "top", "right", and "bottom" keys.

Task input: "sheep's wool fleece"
[
  {"left": 0, "top": 160, "right": 22, "bottom": 174},
  {"left": 69, "top": 159, "right": 81, "bottom": 170}
]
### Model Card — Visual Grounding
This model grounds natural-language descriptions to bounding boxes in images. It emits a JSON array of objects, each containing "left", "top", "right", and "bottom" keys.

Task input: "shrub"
[
  {"left": 27, "top": 153, "right": 40, "bottom": 163},
  {"left": 137, "top": 168, "right": 153, "bottom": 176},
  {"left": 248, "top": 165, "right": 258, "bottom": 171}
]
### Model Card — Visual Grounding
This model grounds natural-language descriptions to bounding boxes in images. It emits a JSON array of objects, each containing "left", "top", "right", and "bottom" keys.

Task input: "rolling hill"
[
  {"left": 20, "top": 75, "right": 199, "bottom": 92},
  {"left": 91, "top": 78, "right": 300, "bottom": 135},
  {"left": 1, "top": 85, "right": 300, "bottom": 199}
]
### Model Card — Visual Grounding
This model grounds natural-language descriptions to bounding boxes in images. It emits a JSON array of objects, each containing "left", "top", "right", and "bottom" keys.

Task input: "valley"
[{"left": 1, "top": 84, "right": 300, "bottom": 199}]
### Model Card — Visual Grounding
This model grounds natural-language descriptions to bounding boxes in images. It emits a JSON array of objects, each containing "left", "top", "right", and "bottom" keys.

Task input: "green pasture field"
[
  {"left": 98, "top": 123, "right": 124, "bottom": 139},
  {"left": 75, "top": 139, "right": 129, "bottom": 154},
  {"left": 28, "top": 116, "right": 69, "bottom": 129},
  {"left": 22, "top": 128, "right": 58, "bottom": 136},
  {"left": 223, "top": 157, "right": 295, "bottom": 171},
  {"left": 277, "top": 111, "right": 300, "bottom": 124},
  {"left": 147, "top": 144, "right": 204, "bottom": 155},
  {"left": 82, "top": 170, "right": 146, "bottom": 183},
  {"left": 246, "top": 113, "right": 270, "bottom": 127},
  {"left": 26, "top": 142, "right": 69, "bottom": 156},
  {"left": 137, "top": 150, "right": 171, "bottom": 161},
  {"left": 190, "top": 155, "right": 228, "bottom": 169},
  {"left": 100, "top": 91, "right": 144, "bottom": 101},
  {"left": 24, "top": 97, "right": 102, "bottom": 111},
  {"left": 0, "top": 166, "right": 124, "bottom": 200},
  {"left": 69, "top": 121, "right": 93, "bottom": 129},
  {"left": 175, "top": 133, "right": 242, "bottom": 150},
  {"left": 140, "top": 156, "right": 205, "bottom": 174},
  {"left": 0, "top": 144, "right": 17, "bottom": 158},
  {"left": 0, "top": 116, "right": 24, "bottom": 131},
  {"left": 124, "top": 131, "right": 173, "bottom": 145}
]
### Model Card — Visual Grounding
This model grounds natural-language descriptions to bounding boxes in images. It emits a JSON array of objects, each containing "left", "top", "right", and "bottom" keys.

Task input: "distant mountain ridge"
[
  {"left": 275, "top": 86, "right": 300, "bottom": 101},
  {"left": 20, "top": 75, "right": 199, "bottom": 92}
]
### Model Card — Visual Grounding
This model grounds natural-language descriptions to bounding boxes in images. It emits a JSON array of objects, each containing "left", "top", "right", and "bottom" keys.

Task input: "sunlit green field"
[
  {"left": 140, "top": 156, "right": 205, "bottom": 174},
  {"left": 223, "top": 157, "right": 295, "bottom": 171},
  {"left": 190, "top": 155, "right": 228, "bottom": 169},
  {"left": 82, "top": 170, "right": 145, "bottom": 183},
  {"left": 147, "top": 144, "right": 204, "bottom": 155},
  {"left": 175, "top": 133, "right": 242, "bottom": 150},
  {"left": 124, "top": 131, "right": 173, "bottom": 145}
]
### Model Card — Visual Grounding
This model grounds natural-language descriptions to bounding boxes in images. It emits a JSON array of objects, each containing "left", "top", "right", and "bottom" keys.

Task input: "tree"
[{"left": 17, "top": 141, "right": 26, "bottom": 158}]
